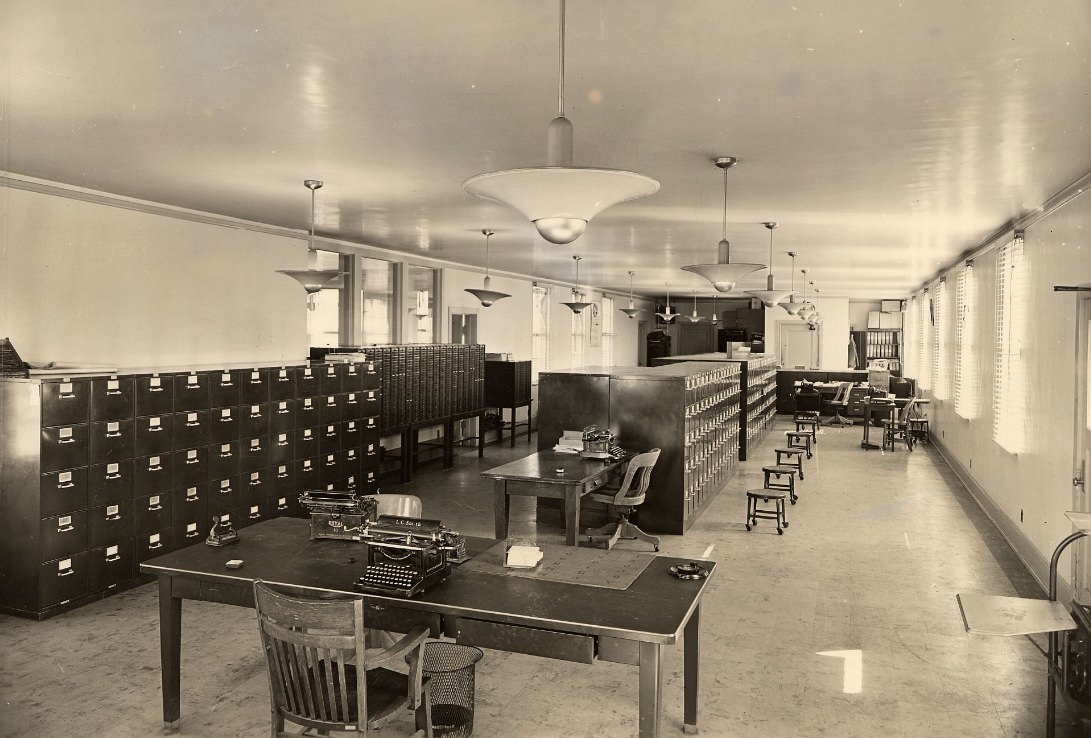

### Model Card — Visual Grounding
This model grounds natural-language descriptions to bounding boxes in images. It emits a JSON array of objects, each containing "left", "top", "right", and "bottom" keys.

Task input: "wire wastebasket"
[{"left": 414, "top": 642, "right": 484, "bottom": 738}]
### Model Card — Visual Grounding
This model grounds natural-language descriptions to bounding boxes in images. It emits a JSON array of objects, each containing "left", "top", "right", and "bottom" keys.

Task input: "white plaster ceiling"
[{"left": 3, "top": 1, "right": 1089, "bottom": 298}]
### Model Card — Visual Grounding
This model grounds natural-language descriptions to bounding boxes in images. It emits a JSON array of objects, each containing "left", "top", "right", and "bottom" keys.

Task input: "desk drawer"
[
  {"left": 448, "top": 618, "right": 594, "bottom": 664},
  {"left": 363, "top": 604, "right": 442, "bottom": 637}
]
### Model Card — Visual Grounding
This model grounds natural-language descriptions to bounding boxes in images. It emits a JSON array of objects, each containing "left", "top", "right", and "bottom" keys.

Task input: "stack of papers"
[
  {"left": 553, "top": 430, "right": 584, "bottom": 454},
  {"left": 505, "top": 545, "right": 544, "bottom": 569}
]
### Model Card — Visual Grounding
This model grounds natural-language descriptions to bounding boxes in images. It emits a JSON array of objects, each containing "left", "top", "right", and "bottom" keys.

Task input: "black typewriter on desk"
[
  {"left": 298, "top": 490, "right": 378, "bottom": 541},
  {"left": 353, "top": 515, "right": 466, "bottom": 598}
]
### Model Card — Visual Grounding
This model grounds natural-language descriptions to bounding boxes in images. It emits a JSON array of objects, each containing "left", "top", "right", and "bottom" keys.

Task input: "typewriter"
[
  {"left": 353, "top": 515, "right": 465, "bottom": 598},
  {"left": 298, "top": 490, "right": 378, "bottom": 541}
]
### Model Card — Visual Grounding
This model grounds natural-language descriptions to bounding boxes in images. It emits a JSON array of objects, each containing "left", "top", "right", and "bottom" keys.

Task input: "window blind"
[
  {"left": 933, "top": 279, "right": 949, "bottom": 398},
  {"left": 904, "top": 295, "right": 919, "bottom": 379},
  {"left": 601, "top": 296, "right": 615, "bottom": 367},
  {"left": 954, "top": 264, "right": 979, "bottom": 418},
  {"left": 919, "top": 290, "right": 932, "bottom": 390},
  {"left": 993, "top": 236, "right": 1028, "bottom": 452},
  {"left": 531, "top": 285, "right": 550, "bottom": 379}
]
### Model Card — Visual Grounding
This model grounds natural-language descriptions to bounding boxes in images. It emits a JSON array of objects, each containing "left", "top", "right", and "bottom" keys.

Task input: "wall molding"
[{"left": 931, "top": 435, "right": 1070, "bottom": 601}]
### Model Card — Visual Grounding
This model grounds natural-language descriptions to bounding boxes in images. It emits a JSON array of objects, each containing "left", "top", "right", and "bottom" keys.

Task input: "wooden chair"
[
  {"left": 882, "top": 398, "right": 919, "bottom": 451},
  {"left": 585, "top": 449, "right": 662, "bottom": 551},
  {"left": 254, "top": 580, "right": 433, "bottom": 737},
  {"left": 821, "top": 382, "right": 854, "bottom": 427}
]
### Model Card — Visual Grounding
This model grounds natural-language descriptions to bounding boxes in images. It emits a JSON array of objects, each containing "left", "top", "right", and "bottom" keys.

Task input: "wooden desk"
[
  {"left": 859, "top": 398, "right": 903, "bottom": 449},
  {"left": 483, "top": 450, "right": 628, "bottom": 546},
  {"left": 140, "top": 517, "right": 713, "bottom": 738}
]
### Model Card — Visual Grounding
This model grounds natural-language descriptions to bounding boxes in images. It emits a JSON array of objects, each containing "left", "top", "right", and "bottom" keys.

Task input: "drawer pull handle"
[
  {"left": 149, "top": 387, "right": 164, "bottom": 393},
  {"left": 57, "top": 568, "right": 76, "bottom": 577},
  {"left": 105, "top": 473, "right": 121, "bottom": 480},
  {"left": 58, "top": 437, "right": 76, "bottom": 445},
  {"left": 148, "top": 426, "right": 163, "bottom": 433},
  {"left": 220, "top": 451, "right": 232, "bottom": 458},
  {"left": 184, "top": 496, "right": 199, "bottom": 503},
  {"left": 220, "top": 418, "right": 233, "bottom": 423},
  {"left": 249, "top": 479, "right": 261, "bottom": 486},
  {"left": 57, "top": 524, "right": 75, "bottom": 533},
  {"left": 105, "top": 554, "right": 121, "bottom": 563},
  {"left": 105, "top": 431, "right": 122, "bottom": 438},
  {"left": 250, "top": 445, "right": 263, "bottom": 452},
  {"left": 184, "top": 530, "right": 200, "bottom": 539},
  {"left": 148, "top": 464, "right": 162, "bottom": 472},
  {"left": 249, "top": 511, "right": 260, "bottom": 519},
  {"left": 106, "top": 389, "right": 122, "bottom": 396},
  {"left": 147, "top": 542, "right": 163, "bottom": 550},
  {"left": 57, "top": 481, "right": 75, "bottom": 490},
  {"left": 276, "top": 439, "right": 288, "bottom": 446},
  {"left": 105, "top": 513, "right": 122, "bottom": 521},
  {"left": 148, "top": 504, "right": 163, "bottom": 511},
  {"left": 185, "top": 459, "right": 199, "bottom": 465},
  {"left": 185, "top": 421, "right": 200, "bottom": 427}
]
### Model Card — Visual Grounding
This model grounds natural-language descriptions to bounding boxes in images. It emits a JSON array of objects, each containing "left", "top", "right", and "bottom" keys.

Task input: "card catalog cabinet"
[{"left": 0, "top": 359, "right": 381, "bottom": 619}]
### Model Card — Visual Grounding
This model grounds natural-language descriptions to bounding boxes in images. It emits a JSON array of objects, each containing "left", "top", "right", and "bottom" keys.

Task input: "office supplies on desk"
[
  {"left": 205, "top": 514, "right": 239, "bottom": 546},
  {"left": 298, "top": 489, "right": 378, "bottom": 540},
  {"left": 505, "top": 544, "right": 544, "bottom": 568},
  {"left": 553, "top": 430, "right": 584, "bottom": 453},
  {"left": 669, "top": 562, "right": 710, "bottom": 580},
  {"left": 580, "top": 426, "right": 616, "bottom": 459},
  {"left": 353, "top": 515, "right": 455, "bottom": 597}
]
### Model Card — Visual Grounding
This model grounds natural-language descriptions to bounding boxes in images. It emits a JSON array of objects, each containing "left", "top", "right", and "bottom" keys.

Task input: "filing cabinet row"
[{"left": 0, "top": 361, "right": 382, "bottom": 620}]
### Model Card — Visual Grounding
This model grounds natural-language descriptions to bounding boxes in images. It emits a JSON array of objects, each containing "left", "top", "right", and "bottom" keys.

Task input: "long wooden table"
[
  {"left": 483, "top": 450, "right": 628, "bottom": 546},
  {"left": 140, "top": 517, "right": 713, "bottom": 738}
]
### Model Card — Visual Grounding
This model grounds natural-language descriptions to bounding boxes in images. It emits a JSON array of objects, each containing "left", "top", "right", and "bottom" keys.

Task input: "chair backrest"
[
  {"left": 898, "top": 397, "right": 920, "bottom": 422},
  {"left": 832, "top": 382, "right": 852, "bottom": 403},
  {"left": 254, "top": 581, "right": 367, "bottom": 733},
  {"left": 611, "top": 448, "right": 661, "bottom": 507},
  {"left": 362, "top": 493, "right": 422, "bottom": 518},
  {"left": 795, "top": 389, "right": 822, "bottom": 413}
]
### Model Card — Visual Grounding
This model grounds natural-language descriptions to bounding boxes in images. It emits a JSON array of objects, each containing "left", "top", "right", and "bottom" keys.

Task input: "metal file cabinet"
[{"left": 0, "top": 358, "right": 382, "bottom": 619}]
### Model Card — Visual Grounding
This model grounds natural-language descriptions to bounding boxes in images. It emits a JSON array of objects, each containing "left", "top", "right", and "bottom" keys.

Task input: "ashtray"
[{"left": 668, "top": 562, "right": 709, "bottom": 580}]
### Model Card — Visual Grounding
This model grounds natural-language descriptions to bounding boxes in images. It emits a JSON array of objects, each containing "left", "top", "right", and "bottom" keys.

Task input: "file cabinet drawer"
[
  {"left": 296, "top": 457, "right": 321, "bottom": 490},
  {"left": 134, "top": 454, "right": 173, "bottom": 497},
  {"left": 90, "top": 460, "right": 133, "bottom": 507},
  {"left": 356, "top": 471, "right": 380, "bottom": 495},
  {"left": 270, "top": 491, "right": 299, "bottom": 518},
  {"left": 361, "top": 422, "right": 381, "bottom": 449},
  {"left": 320, "top": 423, "right": 341, "bottom": 454},
  {"left": 176, "top": 483, "right": 208, "bottom": 512},
  {"left": 267, "top": 367, "right": 295, "bottom": 402},
  {"left": 41, "top": 425, "right": 88, "bottom": 474},
  {"left": 172, "top": 447, "right": 209, "bottom": 487},
  {"left": 362, "top": 443, "right": 381, "bottom": 472},
  {"left": 269, "top": 464, "right": 295, "bottom": 496},
  {"left": 42, "top": 379, "right": 91, "bottom": 427},
  {"left": 90, "top": 541, "right": 133, "bottom": 592},
  {"left": 240, "top": 436, "right": 268, "bottom": 473},
  {"left": 294, "top": 427, "right": 321, "bottom": 459},
  {"left": 41, "top": 511, "right": 89, "bottom": 563},
  {"left": 319, "top": 453, "right": 341, "bottom": 485},
  {"left": 209, "top": 476, "right": 240, "bottom": 513},
  {"left": 270, "top": 400, "right": 296, "bottom": 434},
  {"left": 90, "top": 419, "right": 134, "bottom": 464},
  {"left": 238, "top": 368, "right": 270, "bottom": 405},
  {"left": 341, "top": 420, "right": 363, "bottom": 449},
  {"left": 318, "top": 364, "right": 342, "bottom": 395},
  {"left": 209, "top": 371, "right": 240, "bottom": 409},
  {"left": 90, "top": 501, "right": 131, "bottom": 549},
  {"left": 319, "top": 395, "right": 341, "bottom": 426},
  {"left": 243, "top": 469, "right": 267, "bottom": 506},
  {"left": 134, "top": 493, "right": 173, "bottom": 535},
  {"left": 90, "top": 377, "right": 133, "bottom": 422},
  {"left": 342, "top": 448, "right": 363, "bottom": 479},
  {"left": 241, "top": 404, "right": 269, "bottom": 438},
  {"left": 173, "top": 372, "right": 210, "bottom": 412},
  {"left": 360, "top": 390, "right": 381, "bottom": 420},
  {"left": 135, "top": 415, "right": 174, "bottom": 457},
  {"left": 359, "top": 362, "right": 381, "bottom": 392},
  {"left": 41, "top": 468, "right": 90, "bottom": 519},
  {"left": 295, "top": 367, "right": 320, "bottom": 398},
  {"left": 172, "top": 517, "right": 206, "bottom": 548},
  {"left": 269, "top": 432, "right": 294, "bottom": 466},
  {"left": 40, "top": 554, "right": 89, "bottom": 609},
  {"left": 238, "top": 498, "right": 269, "bottom": 528},
  {"left": 134, "top": 375, "right": 174, "bottom": 416},
  {"left": 295, "top": 397, "right": 320, "bottom": 428},
  {"left": 135, "top": 529, "right": 172, "bottom": 565},
  {"left": 340, "top": 392, "right": 364, "bottom": 422},
  {"left": 342, "top": 363, "right": 365, "bottom": 393},
  {"left": 210, "top": 407, "right": 240, "bottom": 444},
  {"left": 173, "top": 411, "right": 210, "bottom": 450},
  {"left": 208, "top": 441, "right": 240, "bottom": 479}
]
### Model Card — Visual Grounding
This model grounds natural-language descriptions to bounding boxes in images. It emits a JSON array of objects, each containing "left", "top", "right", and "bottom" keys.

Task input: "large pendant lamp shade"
[
  {"left": 560, "top": 255, "right": 594, "bottom": 314},
  {"left": 656, "top": 283, "right": 677, "bottom": 322},
  {"left": 277, "top": 180, "right": 341, "bottom": 293},
  {"left": 620, "top": 271, "right": 642, "bottom": 319},
  {"left": 681, "top": 157, "right": 766, "bottom": 292},
  {"left": 781, "top": 251, "right": 806, "bottom": 315},
  {"left": 464, "top": 229, "right": 511, "bottom": 307},
  {"left": 747, "top": 222, "right": 793, "bottom": 307},
  {"left": 462, "top": 0, "right": 658, "bottom": 245}
]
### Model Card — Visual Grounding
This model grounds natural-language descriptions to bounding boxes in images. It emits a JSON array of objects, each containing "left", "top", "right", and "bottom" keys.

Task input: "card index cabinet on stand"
[
  {"left": 727, "top": 356, "right": 777, "bottom": 461},
  {"left": 0, "top": 358, "right": 382, "bottom": 620}
]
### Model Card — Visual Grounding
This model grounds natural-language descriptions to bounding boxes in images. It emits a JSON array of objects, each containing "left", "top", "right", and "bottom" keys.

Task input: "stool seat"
[
  {"left": 762, "top": 465, "right": 797, "bottom": 475},
  {"left": 746, "top": 488, "right": 787, "bottom": 499},
  {"left": 774, "top": 447, "right": 806, "bottom": 480},
  {"left": 786, "top": 430, "right": 814, "bottom": 458},
  {"left": 774, "top": 447, "right": 803, "bottom": 455}
]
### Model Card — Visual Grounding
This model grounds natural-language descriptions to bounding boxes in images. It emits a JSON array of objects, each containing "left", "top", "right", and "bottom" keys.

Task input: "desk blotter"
[{"left": 458, "top": 541, "right": 653, "bottom": 590}]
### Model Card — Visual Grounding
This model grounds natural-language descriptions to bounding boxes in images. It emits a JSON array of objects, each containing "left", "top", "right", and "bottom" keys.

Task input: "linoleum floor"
[{"left": 0, "top": 419, "right": 1080, "bottom": 737}]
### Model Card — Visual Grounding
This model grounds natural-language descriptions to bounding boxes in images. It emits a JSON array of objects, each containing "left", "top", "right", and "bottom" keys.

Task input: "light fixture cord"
[
  {"left": 309, "top": 186, "right": 316, "bottom": 250},
  {"left": 768, "top": 228, "right": 774, "bottom": 277},
  {"left": 484, "top": 231, "right": 491, "bottom": 278},
  {"left": 557, "top": 0, "right": 566, "bottom": 117}
]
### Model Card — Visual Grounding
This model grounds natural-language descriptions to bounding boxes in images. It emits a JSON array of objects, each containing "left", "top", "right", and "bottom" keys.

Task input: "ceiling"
[{"left": 3, "top": 1, "right": 1089, "bottom": 299}]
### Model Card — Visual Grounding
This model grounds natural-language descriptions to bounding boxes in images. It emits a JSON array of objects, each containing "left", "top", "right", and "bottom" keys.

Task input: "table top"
[
  {"left": 956, "top": 593, "right": 1076, "bottom": 636},
  {"left": 141, "top": 517, "right": 714, "bottom": 644},
  {"left": 481, "top": 450, "right": 628, "bottom": 486}
]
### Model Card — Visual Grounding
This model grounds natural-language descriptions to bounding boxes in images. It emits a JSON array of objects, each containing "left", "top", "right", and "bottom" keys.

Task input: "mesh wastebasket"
[{"left": 415, "top": 642, "right": 484, "bottom": 738}]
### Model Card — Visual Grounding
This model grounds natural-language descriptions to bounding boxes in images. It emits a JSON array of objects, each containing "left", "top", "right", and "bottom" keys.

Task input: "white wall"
[
  {"left": 442, "top": 267, "right": 533, "bottom": 358},
  {"left": 926, "top": 190, "right": 1091, "bottom": 590},
  {"left": 764, "top": 295, "right": 852, "bottom": 369},
  {"left": 848, "top": 300, "right": 881, "bottom": 331},
  {"left": 0, "top": 186, "right": 306, "bottom": 368}
]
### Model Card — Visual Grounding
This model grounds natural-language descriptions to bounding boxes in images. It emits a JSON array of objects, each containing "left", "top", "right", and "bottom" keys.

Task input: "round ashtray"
[{"left": 668, "top": 562, "right": 710, "bottom": 580}]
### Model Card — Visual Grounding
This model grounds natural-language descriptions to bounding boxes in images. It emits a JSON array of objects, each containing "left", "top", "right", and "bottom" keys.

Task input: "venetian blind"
[
  {"left": 531, "top": 285, "right": 550, "bottom": 379},
  {"left": 601, "top": 296, "right": 615, "bottom": 366},
  {"left": 919, "top": 290, "right": 933, "bottom": 391},
  {"left": 904, "top": 295, "right": 919, "bottom": 380},
  {"left": 933, "top": 279, "right": 949, "bottom": 398},
  {"left": 570, "top": 294, "right": 586, "bottom": 370},
  {"left": 993, "top": 236, "right": 1029, "bottom": 452},
  {"left": 954, "top": 264, "right": 979, "bottom": 418}
]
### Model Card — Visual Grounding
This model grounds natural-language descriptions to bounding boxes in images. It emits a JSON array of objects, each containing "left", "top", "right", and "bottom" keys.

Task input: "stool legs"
[
  {"left": 764, "top": 470, "right": 797, "bottom": 504},
  {"left": 775, "top": 450, "right": 805, "bottom": 480},
  {"left": 746, "top": 493, "right": 788, "bottom": 534}
]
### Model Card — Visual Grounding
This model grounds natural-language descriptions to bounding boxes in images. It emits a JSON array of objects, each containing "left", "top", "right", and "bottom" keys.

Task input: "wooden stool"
[
  {"left": 763, "top": 465, "right": 798, "bottom": 504},
  {"left": 786, "top": 430, "right": 813, "bottom": 458},
  {"left": 794, "top": 417, "right": 819, "bottom": 444},
  {"left": 746, "top": 489, "right": 788, "bottom": 534},
  {"left": 774, "top": 447, "right": 805, "bottom": 479}
]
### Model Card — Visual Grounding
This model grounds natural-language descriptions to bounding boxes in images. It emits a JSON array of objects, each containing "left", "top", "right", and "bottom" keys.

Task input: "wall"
[
  {"left": 0, "top": 186, "right": 306, "bottom": 368},
  {"left": 848, "top": 300, "right": 882, "bottom": 331},
  {"left": 764, "top": 295, "right": 852, "bottom": 369},
  {"left": 925, "top": 190, "right": 1090, "bottom": 593},
  {"left": 442, "top": 267, "right": 533, "bottom": 357}
]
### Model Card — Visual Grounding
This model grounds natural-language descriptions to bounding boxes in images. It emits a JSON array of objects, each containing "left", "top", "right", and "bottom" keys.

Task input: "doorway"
[
  {"left": 450, "top": 310, "right": 478, "bottom": 345},
  {"left": 1073, "top": 297, "right": 1090, "bottom": 603},
  {"left": 780, "top": 322, "right": 819, "bottom": 369}
]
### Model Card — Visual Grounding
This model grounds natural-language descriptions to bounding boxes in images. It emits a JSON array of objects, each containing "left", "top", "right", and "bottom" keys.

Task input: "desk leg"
[
  {"left": 509, "top": 407, "right": 516, "bottom": 447},
  {"left": 526, "top": 400, "right": 533, "bottom": 444},
  {"left": 564, "top": 484, "right": 580, "bottom": 547},
  {"left": 400, "top": 429, "right": 412, "bottom": 483},
  {"left": 638, "top": 641, "right": 663, "bottom": 738},
  {"left": 443, "top": 419, "right": 454, "bottom": 469},
  {"left": 493, "top": 479, "right": 510, "bottom": 540},
  {"left": 683, "top": 604, "right": 700, "bottom": 734},
  {"left": 158, "top": 574, "right": 182, "bottom": 731},
  {"left": 478, "top": 412, "right": 485, "bottom": 458}
]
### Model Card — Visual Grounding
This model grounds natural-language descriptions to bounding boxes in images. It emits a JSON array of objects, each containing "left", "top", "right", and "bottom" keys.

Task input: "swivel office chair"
[
  {"left": 821, "top": 382, "right": 854, "bottom": 427},
  {"left": 585, "top": 449, "right": 661, "bottom": 551}
]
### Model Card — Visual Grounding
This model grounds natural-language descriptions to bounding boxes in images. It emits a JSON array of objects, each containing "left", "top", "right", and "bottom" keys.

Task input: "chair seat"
[
  {"left": 301, "top": 664, "right": 413, "bottom": 725},
  {"left": 588, "top": 491, "right": 641, "bottom": 506},
  {"left": 762, "top": 465, "right": 797, "bottom": 475},
  {"left": 774, "top": 447, "right": 803, "bottom": 455},
  {"left": 746, "top": 488, "right": 787, "bottom": 500}
]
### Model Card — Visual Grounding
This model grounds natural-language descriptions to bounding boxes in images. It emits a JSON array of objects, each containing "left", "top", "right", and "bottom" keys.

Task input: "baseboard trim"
[{"left": 931, "top": 435, "right": 1068, "bottom": 601}]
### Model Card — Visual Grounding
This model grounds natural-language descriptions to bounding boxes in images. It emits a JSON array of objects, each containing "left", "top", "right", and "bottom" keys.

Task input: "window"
[
  {"left": 358, "top": 257, "right": 395, "bottom": 345},
  {"left": 933, "top": 279, "right": 950, "bottom": 399},
  {"left": 406, "top": 265, "right": 438, "bottom": 344},
  {"left": 307, "top": 250, "right": 346, "bottom": 349},
  {"left": 601, "top": 296, "right": 615, "bottom": 366},
  {"left": 904, "top": 295, "right": 919, "bottom": 380},
  {"left": 954, "top": 263, "right": 979, "bottom": 419},
  {"left": 919, "top": 290, "right": 932, "bottom": 391},
  {"left": 993, "top": 235, "right": 1029, "bottom": 452},
  {"left": 532, "top": 285, "right": 550, "bottom": 379},
  {"left": 571, "top": 296, "right": 586, "bottom": 370}
]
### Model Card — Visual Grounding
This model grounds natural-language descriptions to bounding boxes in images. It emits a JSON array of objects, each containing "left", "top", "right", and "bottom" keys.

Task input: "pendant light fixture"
[
  {"left": 805, "top": 283, "right": 822, "bottom": 323},
  {"left": 797, "top": 270, "right": 815, "bottom": 319},
  {"left": 656, "top": 282, "right": 677, "bottom": 323},
  {"left": 464, "top": 229, "right": 511, "bottom": 307},
  {"left": 277, "top": 180, "right": 341, "bottom": 293},
  {"left": 781, "top": 251, "right": 806, "bottom": 315},
  {"left": 682, "top": 157, "right": 766, "bottom": 292},
  {"left": 619, "top": 271, "right": 642, "bottom": 319},
  {"left": 561, "top": 255, "right": 594, "bottom": 314},
  {"left": 685, "top": 291, "right": 704, "bottom": 322},
  {"left": 710, "top": 293, "right": 719, "bottom": 323},
  {"left": 463, "top": 0, "right": 659, "bottom": 244},
  {"left": 747, "top": 222, "right": 793, "bottom": 307}
]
